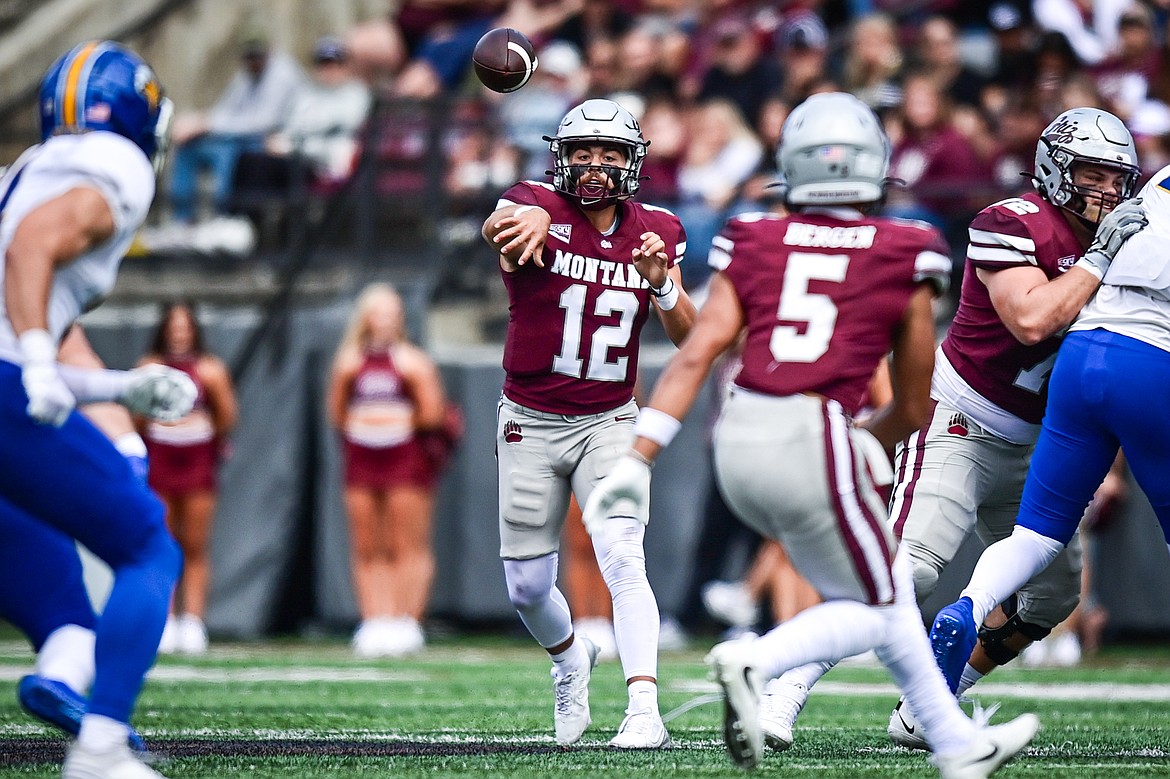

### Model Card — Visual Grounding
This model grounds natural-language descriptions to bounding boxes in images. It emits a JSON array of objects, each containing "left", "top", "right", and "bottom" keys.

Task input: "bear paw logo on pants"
[
  {"left": 947, "top": 413, "right": 969, "bottom": 437},
  {"left": 503, "top": 419, "right": 523, "bottom": 443}
]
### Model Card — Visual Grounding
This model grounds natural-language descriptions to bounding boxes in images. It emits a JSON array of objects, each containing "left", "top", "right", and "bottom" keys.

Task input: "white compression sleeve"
[
  {"left": 56, "top": 365, "right": 136, "bottom": 404},
  {"left": 961, "top": 526, "right": 1065, "bottom": 625}
]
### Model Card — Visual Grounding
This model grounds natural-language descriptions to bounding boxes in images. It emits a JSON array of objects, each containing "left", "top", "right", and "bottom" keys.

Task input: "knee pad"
[
  {"left": 977, "top": 597, "right": 1052, "bottom": 666},
  {"left": 503, "top": 555, "right": 557, "bottom": 612},
  {"left": 908, "top": 558, "right": 940, "bottom": 604}
]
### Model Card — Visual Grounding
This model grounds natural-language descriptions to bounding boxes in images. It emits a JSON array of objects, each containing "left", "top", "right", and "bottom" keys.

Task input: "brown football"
[{"left": 472, "top": 28, "right": 538, "bottom": 93}]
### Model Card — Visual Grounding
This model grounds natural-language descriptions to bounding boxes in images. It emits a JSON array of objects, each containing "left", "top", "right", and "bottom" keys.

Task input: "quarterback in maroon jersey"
[
  {"left": 480, "top": 98, "right": 696, "bottom": 749},
  {"left": 585, "top": 92, "right": 1040, "bottom": 776}
]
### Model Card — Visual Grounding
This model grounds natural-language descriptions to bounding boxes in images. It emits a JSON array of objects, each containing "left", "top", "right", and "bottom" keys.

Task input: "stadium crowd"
[{"left": 151, "top": 2, "right": 1170, "bottom": 294}]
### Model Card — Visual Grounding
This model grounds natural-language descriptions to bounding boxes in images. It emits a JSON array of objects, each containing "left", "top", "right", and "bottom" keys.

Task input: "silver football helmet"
[
  {"left": 1034, "top": 107, "right": 1139, "bottom": 224},
  {"left": 546, "top": 99, "right": 647, "bottom": 209},
  {"left": 777, "top": 92, "right": 889, "bottom": 207}
]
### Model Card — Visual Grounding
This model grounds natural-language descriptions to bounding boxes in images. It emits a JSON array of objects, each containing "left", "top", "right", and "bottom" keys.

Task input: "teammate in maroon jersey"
[
  {"left": 758, "top": 106, "right": 1145, "bottom": 748},
  {"left": 481, "top": 98, "right": 696, "bottom": 749},
  {"left": 879, "top": 106, "right": 1146, "bottom": 748},
  {"left": 585, "top": 92, "right": 1039, "bottom": 777}
]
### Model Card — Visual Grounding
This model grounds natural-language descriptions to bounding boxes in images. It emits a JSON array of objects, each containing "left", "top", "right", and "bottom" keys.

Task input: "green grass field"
[{"left": 2, "top": 634, "right": 1169, "bottom": 778}]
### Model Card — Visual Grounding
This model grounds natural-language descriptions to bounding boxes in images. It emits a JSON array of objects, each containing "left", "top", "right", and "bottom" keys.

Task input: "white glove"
[
  {"left": 1077, "top": 197, "right": 1147, "bottom": 280},
  {"left": 19, "top": 329, "right": 75, "bottom": 427},
  {"left": 582, "top": 454, "right": 652, "bottom": 536},
  {"left": 119, "top": 364, "right": 198, "bottom": 421}
]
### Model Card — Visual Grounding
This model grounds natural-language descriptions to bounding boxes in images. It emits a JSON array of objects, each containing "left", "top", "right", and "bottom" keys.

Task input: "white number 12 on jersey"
[
  {"left": 552, "top": 284, "right": 639, "bottom": 381},
  {"left": 770, "top": 252, "right": 850, "bottom": 363}
]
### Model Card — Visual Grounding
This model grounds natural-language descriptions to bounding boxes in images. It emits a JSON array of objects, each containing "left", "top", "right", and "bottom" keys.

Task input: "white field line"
[
  {"left": 1, "top": 659, "right": 1169, "bottom": 701},
  {"left": 674, "top": 678, "right": 1170, "bottom": 702},
  {"left": 0, "top": 666, "right": 424, "bottom": 683}
]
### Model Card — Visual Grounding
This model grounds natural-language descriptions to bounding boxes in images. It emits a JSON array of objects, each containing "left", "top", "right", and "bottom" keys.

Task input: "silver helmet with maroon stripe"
[
  {"left": 777, "top": 92, "right": 889, "bottom": 207},
  {"left": 1034, "top": 107, "right": 1139, "bottom": 224}
]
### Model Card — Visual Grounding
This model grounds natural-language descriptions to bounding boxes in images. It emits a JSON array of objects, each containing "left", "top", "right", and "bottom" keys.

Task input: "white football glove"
[
  {"left": 19, "top": 329, "right": 75, "bottom": 427},
  {"left": 119, "top": 364, "right": 198, "bottom": 421},
  {"left": 1077, "top": 197, "right": 1147, "bottom": 280},
  {"left": 582, "top": 454, "right": 652, "bottom": 536}
]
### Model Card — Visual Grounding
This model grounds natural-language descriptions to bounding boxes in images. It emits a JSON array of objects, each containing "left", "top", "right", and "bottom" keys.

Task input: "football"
[{"left": 472, "top": 28, "right": 538, "bottom": 93}]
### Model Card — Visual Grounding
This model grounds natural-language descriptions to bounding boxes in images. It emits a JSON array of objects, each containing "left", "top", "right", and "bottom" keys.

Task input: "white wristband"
[
  {"left": 513, "top": 205, "right": 539, "bottom": 217},
  {"left": 18, "top": 329, "right": 57, "bottom": 364},
  {"left": 113, "top": 431, "right": 148, "bottom": 458},
  {"left": 650, "top": 277, "right": 680, "bottom": 311},
  {"left": 633, "top": 407, "right": 682, "bottom": 448},
  {"left": 1073, "top": 255, "right": 1106, "bottom": 280}
]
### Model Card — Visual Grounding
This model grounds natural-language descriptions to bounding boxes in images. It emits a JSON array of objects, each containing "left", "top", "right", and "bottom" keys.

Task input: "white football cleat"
[
  {"left": 63, "top": 741, "right": 168, "bottom": 779},
  {"left": 610, "top": 708, "right": 670, "bottom": 749},
  {"left": 933, "top": 713, "right": 1040, "bottom": 779},
  {"left": 176, "top": 614, "right": 208, "bottom": 656},
  {"left": 573, "top": 618, "right": 618, "bottom": 661},
  {"left": 759, "top": 679, "right": 808, "bottom": 752},
  {"left": 705, "top": 639, "right": 764, "bottom": 769},
  {"left": 888, "top": 697, "right": 930, "bottom": 751},
  {"left": 157, "top": 616, "right": 179, "bottom": 655},
  {"left": 701, "top": 581, "right": 760, "bottom": 629},
  {"left": 552, "top": 636, "right": 600, "bottom": 745}
]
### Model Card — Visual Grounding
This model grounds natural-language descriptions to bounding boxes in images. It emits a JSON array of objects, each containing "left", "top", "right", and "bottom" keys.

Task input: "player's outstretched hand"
[
  {"left": 120, "top": 364, "right": 198, "bottom": 421},
  {"left": 493, "top": 205, "right": 550, "bottom": 268},
  {"left": 1080, "top": 197, "right": 1147, "bottom": 279},
  {"left": 582, "top": 454, "right": 651, "bottom": 535}
]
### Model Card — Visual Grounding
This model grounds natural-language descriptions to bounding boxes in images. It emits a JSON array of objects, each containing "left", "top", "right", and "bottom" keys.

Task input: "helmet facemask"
[{"left": 551, "top": 140, "right": 641, "bottom": 210}]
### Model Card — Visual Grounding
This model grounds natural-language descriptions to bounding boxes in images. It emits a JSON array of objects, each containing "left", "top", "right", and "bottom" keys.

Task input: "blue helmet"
[{"left": 39, "top": 40, "right": 173, "bottom": 170}]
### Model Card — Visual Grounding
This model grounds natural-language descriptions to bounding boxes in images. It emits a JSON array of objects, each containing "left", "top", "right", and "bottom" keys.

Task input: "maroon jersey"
[
  {"left": 941, "top": 192, "right": 1084, "bottom": 423},
  {"left": 715, "top": 209, "right": 950, "bottom": 414},
  {"left": 345, "top": 349, "right": 416, "bottom": 448},
  {"left": 497, "top": 181, "right": 687, "bottom": 415}
]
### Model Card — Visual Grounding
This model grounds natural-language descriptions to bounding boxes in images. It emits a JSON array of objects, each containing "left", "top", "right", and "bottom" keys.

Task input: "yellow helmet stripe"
[{"left": 61, "top": 41, "right": 100, "bottom": 128}]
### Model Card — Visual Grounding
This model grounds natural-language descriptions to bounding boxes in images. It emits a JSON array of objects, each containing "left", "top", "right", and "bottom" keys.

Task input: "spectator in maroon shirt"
[{"left": 886, "top": 71, "right": 991, "bottom": 237}]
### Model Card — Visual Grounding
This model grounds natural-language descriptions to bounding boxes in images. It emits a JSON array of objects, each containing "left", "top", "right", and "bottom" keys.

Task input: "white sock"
[
  {"left": 35, "top": 624, "right": 95, "bottom": 695},
  {"left": 594, "top": 518, "right": 660, "bottom": 681},
  {"left": 78, "top": 713, "right": 129, "bottom": 752},
  {"left": 768, "top": 660, "right": 834, "bottom": 694},
  {"left": 957, "top": 664, "right": 984, "bottom": 697},
  {"left": 752, "top": 601, "right": 885, "bottom": 681},
  {"left": 627, "top": 679, "right": 658, "bottom": 714},
  {"left": 550, "top": 638, "right": 588, "bottom": 675},
  {"left": 962, "top": 527, "right": 1064, "bottom": 625}
]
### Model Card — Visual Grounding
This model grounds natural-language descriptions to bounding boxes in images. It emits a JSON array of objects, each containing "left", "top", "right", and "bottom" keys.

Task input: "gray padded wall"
[{"left": 79, "top": 303, "right": 1170, "bottom": 637}]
